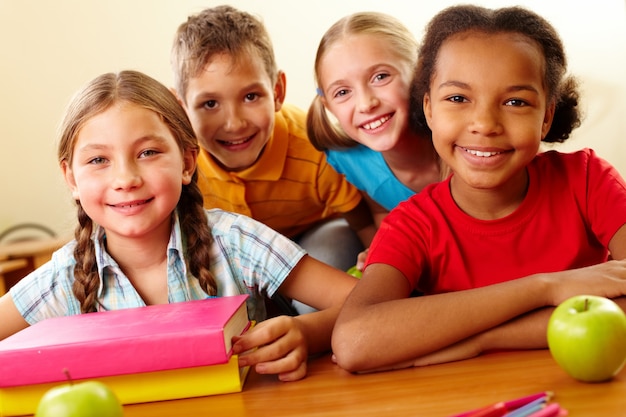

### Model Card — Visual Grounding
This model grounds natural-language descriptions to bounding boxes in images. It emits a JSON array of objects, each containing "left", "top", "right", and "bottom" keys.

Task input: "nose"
[
  {"left": 222, "top": 104, "right": 246, "bottom": 132},
  {"left": 470, "top": 103, "right": 503, "bottom": 136},
  {"left": 357, "top": 89, "right": 380, "bottom": 113},
  {"left": 111, "top": 160, "right": 142, "bottom": 191}
]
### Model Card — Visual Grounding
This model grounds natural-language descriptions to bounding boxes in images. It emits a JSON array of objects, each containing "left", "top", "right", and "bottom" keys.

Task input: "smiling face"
[
  {"left": 181, "top": 51, "right": 284, "bottom": 171},
  {"left": 62, "top": 102, "right": 196, "bottom": 243},
  {"left": 423, "top": 31, "right": 555, "bottom": 209},
  {"left": 318, "top": 34, "right": 413, "bottom": 152}
]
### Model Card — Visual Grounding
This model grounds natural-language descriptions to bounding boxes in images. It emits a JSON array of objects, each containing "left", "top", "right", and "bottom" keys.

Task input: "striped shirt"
[
  {"left": 10, "top": 209, "right": 306, "bottom": 324},
  {"left": 196, "top": 104, "right": 362, "bottom": 238}
]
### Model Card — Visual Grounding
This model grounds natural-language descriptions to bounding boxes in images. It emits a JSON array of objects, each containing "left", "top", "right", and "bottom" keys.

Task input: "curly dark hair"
[{"left": 410, "top": 5, "right": 581, "bottom": 143}]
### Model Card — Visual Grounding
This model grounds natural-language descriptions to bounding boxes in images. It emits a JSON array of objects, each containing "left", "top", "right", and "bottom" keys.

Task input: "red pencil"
[
  {"left": 465, "top": 402, "right": 507, "bottom": 417},
  {"left": 451, "top": 392, "right": 553, "bottom": 417}
]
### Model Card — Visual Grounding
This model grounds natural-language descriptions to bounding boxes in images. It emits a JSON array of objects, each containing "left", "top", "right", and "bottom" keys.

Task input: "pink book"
[{"left": 0, "top": 295, "right": 250, "bottom": 387}]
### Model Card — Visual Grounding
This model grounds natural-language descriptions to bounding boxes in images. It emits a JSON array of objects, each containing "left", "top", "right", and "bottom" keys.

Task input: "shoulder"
[
  {"left": 275, "top": 104, "right": 307, "bottom": 139},
  {"left": 203, "top": 208, "right": 305, "bottom": 264},
  {"left": 205, "top": 208, "right": 296, "bottom": 244},
  {"left": 533, "top": 148, "right": 618, "bottom": 179},
  {"left": 326, "top": 145, "right": 382, "bottom": 170},
  {"left": 10, "top": 240, "right": 79, "bottom": 323}
]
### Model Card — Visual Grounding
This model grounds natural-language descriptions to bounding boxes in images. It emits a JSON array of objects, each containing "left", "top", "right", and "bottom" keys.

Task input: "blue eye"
[
  {"left": 374, "top": 73, "right": 390, "bottom": 82},
  {"left": 139, "top": 149, "right": 159, "bottom": 158},
  {"left": 333, "top": 89, "right": 349, "bottom": 98},
  {"left": 88, "top": 157, "right": 107, "bottom": 165}
]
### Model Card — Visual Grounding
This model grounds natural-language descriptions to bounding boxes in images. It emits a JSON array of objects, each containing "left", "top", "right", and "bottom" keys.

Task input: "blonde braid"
[
  {"left": 71, "top": 203, "right": 100, "bottom": 313},
  {"left": 178, "top": 173, "right": 217, "bottom": 296}
]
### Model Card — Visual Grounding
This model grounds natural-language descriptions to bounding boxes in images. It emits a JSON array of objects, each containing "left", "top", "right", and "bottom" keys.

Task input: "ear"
[
  {"left": 273, "top": 70, "right": 286, "bottom": 112},
  {"left": 182, "top": 148, "right": 198, "bottom": 185},
  {"left": 541, "top": 99, "right": 557, "bottom": 139},
  {"left": 423, "top": 92, "right": 433, "bottom": 128},
  {"left": 61, "top": 160, "right": 80, "bottom": 200}
]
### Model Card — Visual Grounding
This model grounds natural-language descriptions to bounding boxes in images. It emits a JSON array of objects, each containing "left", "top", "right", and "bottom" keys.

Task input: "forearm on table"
[
  {"left": 333, "top": 275, "right": 552, "bottom": 372},
  {"left": 451, "top": 295, "right": 626, "bottom": 358},
  {"left": 295, "top": 306, "right": 343, "bottom": 355}
]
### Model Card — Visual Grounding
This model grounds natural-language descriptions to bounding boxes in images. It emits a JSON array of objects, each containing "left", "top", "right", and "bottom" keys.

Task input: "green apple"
[
  {"left": 346, "top": 265, "right": 363, "bottom": 278},
  {"left": 547, "top": 295, "right": 626, "bottom": 382},
  {"left": 35, "top": 380, "right": 124, "bottom": 417}
]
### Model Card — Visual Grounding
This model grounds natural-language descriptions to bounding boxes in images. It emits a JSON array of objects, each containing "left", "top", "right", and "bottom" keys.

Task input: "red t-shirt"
[{"left": 367, "top": 149, "right": 626, "bottom": 294}]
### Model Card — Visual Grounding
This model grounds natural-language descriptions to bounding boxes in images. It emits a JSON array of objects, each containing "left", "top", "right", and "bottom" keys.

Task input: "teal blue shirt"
[{"left": 325, "top": 145, "right": 414, "bottom": 211}]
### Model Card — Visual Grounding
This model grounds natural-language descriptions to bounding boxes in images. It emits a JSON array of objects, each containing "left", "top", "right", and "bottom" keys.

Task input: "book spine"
[
  {"left": 0, "top": 330, "right": 229, "bottom": 387},
  {"left": 0, "top": 355, "right": 248, "bottom": 416}
]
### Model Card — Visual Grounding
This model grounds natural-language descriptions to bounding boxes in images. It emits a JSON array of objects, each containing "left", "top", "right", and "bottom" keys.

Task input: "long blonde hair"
[
  {"left": 307, "top": 12, "right": 419, "bottom": 150},
  {"left": 58, "top": 70, "right": 217, "bottom": 313}
]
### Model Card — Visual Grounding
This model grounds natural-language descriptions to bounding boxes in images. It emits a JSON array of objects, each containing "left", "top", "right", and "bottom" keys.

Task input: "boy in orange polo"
[{"left": 170, "top": 6, "right": 375, "bottom": 313}]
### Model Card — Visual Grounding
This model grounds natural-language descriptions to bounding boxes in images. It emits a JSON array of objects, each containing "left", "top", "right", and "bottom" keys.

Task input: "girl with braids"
[
  {"left": 0, "top": 70, "right": 357, "bottom": 382},
  {"left": 332, "top": 5, "right": 626, "bottom": 373}
]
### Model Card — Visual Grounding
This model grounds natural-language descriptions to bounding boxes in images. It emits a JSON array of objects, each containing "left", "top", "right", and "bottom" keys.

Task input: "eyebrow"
[
  {"left": 75, "top": 135, "right": 170, "bottom": 153},
  {"left": 436, "top": 80, "right": 540, "bottom": 94}
]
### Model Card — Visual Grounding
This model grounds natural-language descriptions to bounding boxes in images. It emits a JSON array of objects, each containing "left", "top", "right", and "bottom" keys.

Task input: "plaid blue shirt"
[{"left": 11, "top": 209, "right": 306, "bottom": 324}]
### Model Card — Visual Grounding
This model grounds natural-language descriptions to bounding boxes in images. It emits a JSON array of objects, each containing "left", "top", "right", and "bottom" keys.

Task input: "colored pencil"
[
  {"left": 466, "top": 402, "right": 508, "bottom": 417},
  {"left": 504, "top": 397, "right": 548, "bottom": 417},
  {"left": 526, "top": 403, "right": 566, "bottom": 417},
  {"left": 450, "top": 392, "right": 553, "bottom": 417}
]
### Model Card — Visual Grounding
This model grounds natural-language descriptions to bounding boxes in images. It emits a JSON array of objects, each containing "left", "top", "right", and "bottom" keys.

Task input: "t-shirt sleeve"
[
  {"left": 583, "top": 149, "right": 626, "bottom": 246},
  {"left": 223, "top": 213, "right": 307, "bottom": 298},
  {"left": 365, "top": 198, "right": 431, "bottom": 289}
]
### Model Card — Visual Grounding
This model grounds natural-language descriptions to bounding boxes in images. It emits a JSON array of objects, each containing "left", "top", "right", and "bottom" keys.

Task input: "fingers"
[
  {"left": 250, "top": 348, "right": 308, "bottom": 382},
  {"left": 232, "top": 316, "right": 309, "bottom": 381},
  {"left": 356, "top": 248, "right": 369, "bottom": 270}
]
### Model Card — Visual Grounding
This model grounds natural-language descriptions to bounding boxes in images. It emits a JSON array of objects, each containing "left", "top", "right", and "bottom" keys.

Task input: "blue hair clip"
[{"left": 316, "top": 87, "right": 324, "bottom": 97}]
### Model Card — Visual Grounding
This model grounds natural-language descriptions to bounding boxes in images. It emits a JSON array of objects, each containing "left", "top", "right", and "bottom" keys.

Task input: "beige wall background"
[{"left": 1, "top": 0, "right": 625, "bottom": 237}]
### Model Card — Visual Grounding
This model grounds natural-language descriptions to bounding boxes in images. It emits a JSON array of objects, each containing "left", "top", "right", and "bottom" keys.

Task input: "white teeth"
[
  {"left": 362, "top": 115, "right": 390, "bottom": 130},
  {"left": 464, "top": 148, "right": 502, "bottom": 157}
]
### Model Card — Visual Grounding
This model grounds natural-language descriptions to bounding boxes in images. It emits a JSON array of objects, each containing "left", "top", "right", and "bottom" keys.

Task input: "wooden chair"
[
  {"left": 0, "top": 237, "right": 68, "bottom": 295},
  {"left": 0, "top": 258, "right": 28, "bottom": 296}
]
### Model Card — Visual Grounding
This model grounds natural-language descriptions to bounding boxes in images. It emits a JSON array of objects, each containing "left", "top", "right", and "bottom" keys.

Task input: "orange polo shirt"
[{"left": 196, "top": 104, "right": 362, "bottom": 238}]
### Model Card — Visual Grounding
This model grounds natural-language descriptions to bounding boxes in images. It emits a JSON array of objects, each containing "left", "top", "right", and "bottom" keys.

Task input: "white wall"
[{"left": 1, "top": 0, "right": 624, "bottom": 236}]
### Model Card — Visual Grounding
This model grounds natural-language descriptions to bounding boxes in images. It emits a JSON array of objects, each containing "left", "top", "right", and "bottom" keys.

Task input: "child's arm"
[
  {"left": 0, "top": 293, "right": 30, "bottom": 340},
  {"left": 332, "top": 259, "right": 626, "bottom": 373},
  {"left": 232, "top": 255, "right": 357, "bottom": 381},
  {"left": 355, "top": 225, "right": 626, "bottom": 370}
]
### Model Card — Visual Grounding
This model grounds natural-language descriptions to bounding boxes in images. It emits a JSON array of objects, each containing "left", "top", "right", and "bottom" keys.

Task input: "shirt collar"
[{"left": 93, "top": 212, "right": 187, "bottom": 297}]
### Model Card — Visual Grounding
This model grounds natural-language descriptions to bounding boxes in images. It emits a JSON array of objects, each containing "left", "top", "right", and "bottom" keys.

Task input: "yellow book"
[{"left": 0, "top": 354, "right": 250, "bottom": 416}]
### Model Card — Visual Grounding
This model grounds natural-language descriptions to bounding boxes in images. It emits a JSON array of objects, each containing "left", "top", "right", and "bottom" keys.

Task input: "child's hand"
[
  {"left": 356, "top": 248, "right": 369, "bottom": 271},
  {"left": 232, "top": 315, "right": 308, "bottom": 382},
  {"left": 547, "top": 259, "right": 626, "bottom": 305}
]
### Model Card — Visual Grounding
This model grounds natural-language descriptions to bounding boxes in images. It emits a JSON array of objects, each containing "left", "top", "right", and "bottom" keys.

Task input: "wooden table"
[{"left": 123, "top": 349, "right": 626, "bottom": 417}]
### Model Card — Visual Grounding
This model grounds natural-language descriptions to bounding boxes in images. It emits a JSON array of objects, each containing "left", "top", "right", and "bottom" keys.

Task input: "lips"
[
  {"left": 217, "top": 134, "right": 254, "bottom": 147},
  {"left": 109, "top": 198, "right": 153, "bottom": 208}
]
